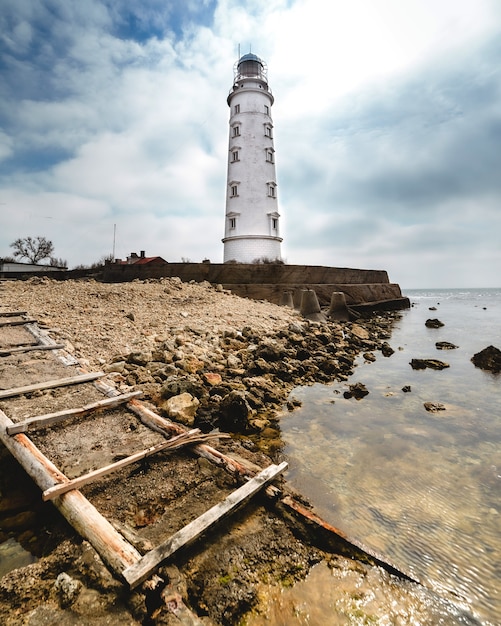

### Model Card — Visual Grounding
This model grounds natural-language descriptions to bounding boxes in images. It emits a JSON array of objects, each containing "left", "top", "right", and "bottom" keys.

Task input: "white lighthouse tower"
[{"left": 223, "top": 53, "right": 282, "bottom": 263}]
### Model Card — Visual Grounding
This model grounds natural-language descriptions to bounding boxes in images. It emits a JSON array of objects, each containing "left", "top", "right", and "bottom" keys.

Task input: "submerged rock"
[
  {"left": 435, "top": 341, "right": 458, "bottom": 350},
  {"left": 424, "top": 402, "right": 446, "bottom": 413},
  {"left": 425, "top": 318, "right": 444, "bottom": 328},
  {"left": 410, "top": 359, "right": 450, "bottom": 370},
  {"left": 343, "top": 382, "right": 369, "bottom": 400}
]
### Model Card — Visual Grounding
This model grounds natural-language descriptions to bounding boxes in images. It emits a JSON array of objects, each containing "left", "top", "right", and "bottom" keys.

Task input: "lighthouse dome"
[{"left": 236, "top": 53, "right": 267, "bottom": 81}]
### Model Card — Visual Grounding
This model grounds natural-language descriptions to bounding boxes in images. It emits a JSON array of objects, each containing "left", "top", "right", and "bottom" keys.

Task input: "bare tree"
[{"left": 10, "top": 236, "right": 55, "bottom": 264}]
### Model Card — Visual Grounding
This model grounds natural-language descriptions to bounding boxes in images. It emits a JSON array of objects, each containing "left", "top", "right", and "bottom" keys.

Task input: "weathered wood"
[
  {"left": 123, "top": 461, "right": 288, "bottom": 588},
  {"left": 6, "top": 390, "right": 143, "bottom": 435},
  {"left": 42, "top": 429, "right": 204, "bottom": 500},
  {"left": 0, "top": 318, "right": 37, "bottom": 327},
  {"left": 0, "top": 408, "right": 142, "bottom": 576},
  {"left": 24, "top": 322, "right": 78, "bottom": 366},
  {"left": 0, "top": 311, "right": 28, "bottom": 317},
  {"left": 0, "top": 371, "right": 105, "bottom": 399},
  {"left": 0, "top": 343, "right": 66, "bottom": 357}
]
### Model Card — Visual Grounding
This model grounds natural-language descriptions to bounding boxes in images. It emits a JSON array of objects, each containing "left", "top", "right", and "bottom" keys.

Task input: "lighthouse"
[{"left": 223, "top": 53, "right": 282, "bottom": 263}]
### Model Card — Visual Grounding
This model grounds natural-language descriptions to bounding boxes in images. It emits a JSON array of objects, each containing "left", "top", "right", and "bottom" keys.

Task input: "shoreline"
[{"left": 0, "top": 277, "right": 473, "bottom": 625}]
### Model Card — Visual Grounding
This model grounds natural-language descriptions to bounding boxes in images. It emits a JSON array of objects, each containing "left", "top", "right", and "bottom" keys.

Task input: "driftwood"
[
  {"left": 6, "top": 390, "right": 143, "bottom": 435},
  {"left": 0, "top": 343, "right": 66, "bottom": 357},
  {"left": 123, "top": 462, "right": 288, "bottom": 588},
  {"left": 0, "top": 371, "right": 105, "bottom": 400},
  {"left": 42, "top": 429, "right": 227, "bottom": 501}
]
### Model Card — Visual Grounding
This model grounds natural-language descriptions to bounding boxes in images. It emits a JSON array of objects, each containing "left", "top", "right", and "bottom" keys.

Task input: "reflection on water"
[{"left": 280, "top": 290, "right": 500, "bottom": 625}]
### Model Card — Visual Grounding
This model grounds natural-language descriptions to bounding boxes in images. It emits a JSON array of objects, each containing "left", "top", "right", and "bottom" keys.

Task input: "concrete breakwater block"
[
  {"left": 327, "top": 291, "right": 351, "bottom": 321},
  {"left": 300, "top": 289, "right": 326, "bottom": 322}
]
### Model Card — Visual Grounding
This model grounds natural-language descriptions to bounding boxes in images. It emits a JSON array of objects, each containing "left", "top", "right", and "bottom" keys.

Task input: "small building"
[
  {"left": 0, "top": 259, "right": 67, "bottom": 279},
  {"left": 113, "top": 251, "right": 167, "bottom": 266}
]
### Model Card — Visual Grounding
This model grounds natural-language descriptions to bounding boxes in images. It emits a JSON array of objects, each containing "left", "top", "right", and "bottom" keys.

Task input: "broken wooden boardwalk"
[{"left": 0, "top": 309, "right": 418, "bottom": 602}]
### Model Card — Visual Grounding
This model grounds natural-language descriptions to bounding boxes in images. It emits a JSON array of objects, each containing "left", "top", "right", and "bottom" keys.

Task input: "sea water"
[{"left": 279, "top": 289, "right": 500, "bottom": 625}]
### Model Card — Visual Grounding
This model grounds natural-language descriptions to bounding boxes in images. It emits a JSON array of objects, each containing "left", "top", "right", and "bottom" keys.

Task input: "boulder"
[
  {"left": 471, "top": 345, "right": 501, "bottom": 373},
  {"left": 424, "top": 402, "right": 446, "bottom": 413},
  {"left": 161, "top": 392, "right": 199, "bottom": 426}
]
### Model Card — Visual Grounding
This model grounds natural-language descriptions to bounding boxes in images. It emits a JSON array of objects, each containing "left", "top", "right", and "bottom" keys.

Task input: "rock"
[
  {"left": 425, "top": 318, "right": 444, "bottom": 328},
  {"left": 104, "top": 360, "right": 126, "bottom": 373},
  {"left": 127, "top": 351, "right": 152, "bottom": 366},
  {"left": 471, "top": 345, "right": 501, "bottom": 373},
  {"left": 54, "top": 572, "right": 82, "bottom": 608},
  {"left": 363, "top": 352, "right": 376, "bottom": 362},
  {"left": 381, "top": 342, "right": 395, "bottom": 357},
  {"left": 125, "top": 312, "right": 135, "bottom": 321},
  {"left": 435, "top": 341, "right": 458, "bottom": 350},
  {"left": 402, "top": 385, "right": 412, "bottom": 393},
  {"left": 424, "top": 402, "right": 446, "bottom": 413},
  {"left": 160, "top": 377, "right": 203, "bottom": 399},
  {"left": 219, "top": 391, "right": 253, "bottom": 432},
  {"left": 410, "top": 359, "right": 450, "bottom": 370},
  {"left": 343, "top": 382, "right": 369, "bottom": 400},
  {"left": 350, "top": 324, "right": 370, "bottom": 340},
  {"left": 203, "top": 372, "right": 223, "bottom": 386},
  {"left": 161, "top": 392, "right": 199, "bottom": 426}
]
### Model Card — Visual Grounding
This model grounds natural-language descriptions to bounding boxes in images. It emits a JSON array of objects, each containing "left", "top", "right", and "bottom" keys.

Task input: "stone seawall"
[{"left": 103, "top": 263, "right": 409, "bottom": 310}]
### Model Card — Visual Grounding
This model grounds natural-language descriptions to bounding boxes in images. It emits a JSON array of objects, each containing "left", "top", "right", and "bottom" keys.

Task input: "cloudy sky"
[{"left": 1, "top": 0, "right": 500, "bottom": 288}]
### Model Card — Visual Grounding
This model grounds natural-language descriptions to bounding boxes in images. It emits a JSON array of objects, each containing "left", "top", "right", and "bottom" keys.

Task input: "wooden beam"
[
  {"left": 0, "top": 318, "right": 37, "bottom": 327},
  {"left": 0, "top": 343, "right": 66, "bottom": 357},
  {"left": 0, "top": 408, "right": 142, "bottom": 577},
  {"left": 123, "top": 461, "right": 288, "bottom": 588},
  {"left": 42, "top": 429, "right": 206, "bottom": 500},
  {"left": 0, "top": 311, "right": 28, "bottom": 317},
  {"left": 0, "top": 371, "right": 105, "bottom": 400},
  {"left": 6, "top": 390, "right": 143, "bottom": 435}
]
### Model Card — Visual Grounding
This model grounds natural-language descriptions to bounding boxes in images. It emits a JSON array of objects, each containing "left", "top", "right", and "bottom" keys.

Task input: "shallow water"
[
  {"left": 279, "top": 289, "right": 500, "bottom": 625},
  {"left": 0, "top": 538, "right": 37, "bottom": 578}
]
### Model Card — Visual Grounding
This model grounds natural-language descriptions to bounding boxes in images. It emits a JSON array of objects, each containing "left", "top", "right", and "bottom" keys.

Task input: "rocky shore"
[{"left": 0, "top": 277, "right": 465, "bottom": 625}]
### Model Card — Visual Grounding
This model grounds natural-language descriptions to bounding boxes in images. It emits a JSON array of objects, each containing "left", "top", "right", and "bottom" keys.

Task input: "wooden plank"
[
  {"left": 0, "top": 318, "right": 37, "bottom": 327},
  {"left": 0, "top": 311, "right": 28, "bottom": 317},
  {"left": 0, "top": 408, "right": 142, "bottom": 577},
  {"left": 42, "top": 428, "right": 203, "bottom": 500},
  {"left": 123, "top": 461, "right": 288, "bottom": 588},
  {"left": 6, "top": 390, "right": 143, "bottom": 435},
  {"left": 0, "top": 343, "right": 66, "bottom": 357},
  {"left": 0, "top": 371, "right": 105, "bottom": 399},
  {"left": 24, "top": 323, "right": 79, "bottom": 366}
]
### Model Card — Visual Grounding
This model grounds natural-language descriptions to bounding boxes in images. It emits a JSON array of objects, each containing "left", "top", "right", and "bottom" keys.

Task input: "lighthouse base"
[{"left": 223, "top": 236, "right": 282, "bottom": 264}]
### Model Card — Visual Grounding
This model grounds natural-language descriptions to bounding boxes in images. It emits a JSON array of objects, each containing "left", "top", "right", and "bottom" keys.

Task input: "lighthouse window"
[
  {"left": 268, "top": 183, "right": 276, "bottom": 198},
  {"left": 232, "top": 126, "right": 240, "bottom": 137},
  {"left": 266, "top": 150, "right": 274, "bottom": 163},
  {"left": 265, "top": 125, "right": 273, "bottom": 138},
  {"left": 272, "top": 218, "right": 278, "bottom": 229},
  {"left": 234, "top": 104, "right": 240, "bottom": 114},
  {"left": 264, "top": 105, "right": 269, "bottom": 115},
  {"left": 232, "top": 150, "right": 240, "bottom": 162},
  {"left": 229, "top": 218, "right": 236, "bottom": 229},
  {"left": 231, "top": 185, "right": 238, "bottom": 197}
]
